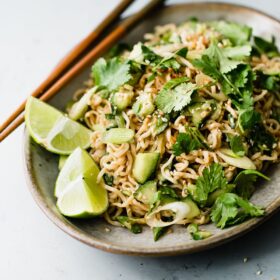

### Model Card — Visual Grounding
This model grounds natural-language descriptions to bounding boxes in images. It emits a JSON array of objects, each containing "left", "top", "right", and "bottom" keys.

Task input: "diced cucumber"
[
  {"left": 188, "top": 102, "right": 213, "bottom": 127},
  {"left": 210, "top": 102, "right": 222, "bottom": 121},
  {"left": 102, "top": 128, "right": 134, "bottom": 144},
  {"left": 68, "top": 87, "right": 96, "bottom": 120},
  {"left": 132, "top": 93, "right": 155, "bottom": 118},
  {"left": 132, "top": 152, "right": 160, "bottom": 183},
  {"left": 112, "top": 89, "right": 134, "bottom": 111},
  {"left": 182, "top": 197, "right": 200, "bottom": 219},
  {"left": 92, "top": 124, "right": 105, "bottom": 132},
  {"left": 134, "top": 180, "right": 157, "bottom": 204},
  {"left": 187, "top": 223, "right": 212, "bottom": 240}
]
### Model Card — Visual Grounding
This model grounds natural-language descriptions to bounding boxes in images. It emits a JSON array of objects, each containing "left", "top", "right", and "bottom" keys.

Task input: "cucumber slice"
[
  {"left": 68, "top": 87, "right": 96, "bottom": 120},
  {"left": 134, "top": 180, "right": 157, "bottom": 204},
  {"left": 112, "top": 90, "right": 134, "bottom": 111},
  {"left": 132, "top": 152, "right": 160, "bottom": 183},
  {"left": 102, "top": 128, "right": 134, "bottom": 144},
  {"left": 182, "top": 197, "right": 200, "bottom": 219},
  {"left": 217, "top": 148, "right": 256, "bottom": 170},
  {"left": 188, "top": 102, "right": 213, "bottom": 127}
]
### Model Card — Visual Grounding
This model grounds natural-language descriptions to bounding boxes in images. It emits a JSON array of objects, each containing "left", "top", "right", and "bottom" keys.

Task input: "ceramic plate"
[{"left": 24, "top": 2, "right": 280, "bottom": 256}]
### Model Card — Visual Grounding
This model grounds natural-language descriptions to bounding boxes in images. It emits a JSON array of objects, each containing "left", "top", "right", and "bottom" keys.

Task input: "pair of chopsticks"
[{"left": 0, "top": 0, "right": 166, "bottom": 142}]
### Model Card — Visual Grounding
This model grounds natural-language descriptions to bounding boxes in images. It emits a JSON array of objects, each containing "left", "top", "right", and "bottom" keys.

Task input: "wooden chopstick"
[
  {"left": 0, "top": 0, "right": 134, "bottom": 134},
  {"left": 0, "top": 0, "right": 166, "bottom": 142}
]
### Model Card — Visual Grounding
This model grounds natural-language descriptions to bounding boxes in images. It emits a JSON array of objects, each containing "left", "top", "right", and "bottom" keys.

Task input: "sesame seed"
[{"left": 256, "top": 270, "right": 262, "bottom": 276}]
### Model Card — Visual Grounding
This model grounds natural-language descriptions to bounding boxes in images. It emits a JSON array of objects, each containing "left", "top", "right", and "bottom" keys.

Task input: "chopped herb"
[
  {"left": 92, "top": 57, "right": 131, "bottom": 92},
  {"left": 248, "top": 123, "right": 276, "bottom": 152},
  {"left": 172, "top": 127, "right": 206, "bottom": 156},
  {"left": 159, "top": 185, "right": 179, "bottom": 199},
  {"left": 103, "top": 173, "right": 114, "bottom": 186},
  {"left": 187, "top": 223, "right": 212, "bottom": 240},
  {"left": 155, "top": 79, "right": 195, "bottom": 114},
  {"left": 230, "top": 135, "right": 246, "bottom": 157},
  {"left": 238, "top": 109, "right": 261, "bottom": 131},
  {"left": 211, "top": 21, "right": 252, "bottom": 45},
  {"left": 194, "top": 163, "right": 228, "bottom": 206},
  {"left": 153, "top": 227, "right": 167, "bottom": 241},
  {"left": 254, "top": 36, "right": 279, "bottom": 58},
  {"left": 234, "top": 170, "right": 270, "bottom": 199},
  {"left": 210, "top": 193, "right": 264, "bottom": 229},
  {"left": 117, "top": 216, "right": 142, "bottom": 234}
]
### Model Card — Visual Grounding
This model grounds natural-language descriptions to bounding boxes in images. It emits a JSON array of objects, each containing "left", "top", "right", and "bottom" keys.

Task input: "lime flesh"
[
  {"left": 25, "top": 96, "right": 92, "bottom": 155},
  {"left": 55, "top": 148, "right": 108, "bottom": 217}
]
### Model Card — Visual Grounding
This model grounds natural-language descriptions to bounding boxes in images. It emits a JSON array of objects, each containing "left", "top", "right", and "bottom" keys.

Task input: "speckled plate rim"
[{"left": 23, "top": 2, "right": 280, "bottom": 256}]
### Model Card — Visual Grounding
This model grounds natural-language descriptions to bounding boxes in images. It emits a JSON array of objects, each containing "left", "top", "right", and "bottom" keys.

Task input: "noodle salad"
[{"left": 26, "top": 19, "right": 280, "bottom": 241}]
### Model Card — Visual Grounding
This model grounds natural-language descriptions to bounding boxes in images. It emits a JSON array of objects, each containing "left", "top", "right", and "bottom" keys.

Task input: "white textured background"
[{"left": 1, "top": 1, "right": 280, "bottom": 279}]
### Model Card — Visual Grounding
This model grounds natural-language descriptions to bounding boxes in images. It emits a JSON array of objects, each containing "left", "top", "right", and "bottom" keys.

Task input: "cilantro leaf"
[
  {"left": 204, "top": 43, "right": 241, "bottom": 74},
  {"left": 210, "top": 193, "right": 264, "bottom": 229},
  {"left": 234, "top": 170, "right": 270, "bottom": 199},
  {"left": 194, "top": 163, "right": 228, "bottom": 206},
  {"left": 192, "top": 54, "right": 223, "bottom": 81},
  {"left": 92, "top": 57, "right": 131, "bottom": 91},
  {"left": 238, "top": 108, "right": 261, "bottom": 131},
  {"left": 155, "top": 78, "right": 195, "bottom": 113},
  {"left": 230, "top": 135, "right": 246, "bottom": 157},
  {"left": 153, "top": 47, "right": 188, "bottom": 72},
  {"left": 211, "top": 21, "right": 252, "bottom": 45},
  {"left": 254, "top": 36, "right": 279, "bottom": 58},
  {"left": 222, "top": 45, "right": 252, "bottom": 60},
  {"left": 172, "top": 128, "right": 206, "bottom": 156}
]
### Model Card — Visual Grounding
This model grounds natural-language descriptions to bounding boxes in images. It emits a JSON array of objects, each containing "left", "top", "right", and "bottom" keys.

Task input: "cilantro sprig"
[
  {"left": 155, "top": 77, "right": 196, "bottom": 113},
  {"left": 92, "top": 57, "right": 131, "bottom": 91},
  {"left": 194, "top": 163, "right": 228, "bottom": 206},
  {"left": 210, "top": 193, "right": 264, "bottom": 228},
  {"left": 172, "top": 127, "right": 207, "bottom": 156}
]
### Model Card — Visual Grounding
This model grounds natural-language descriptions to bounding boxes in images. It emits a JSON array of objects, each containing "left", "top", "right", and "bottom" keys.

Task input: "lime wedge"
[
  {"left": 25, "top": 97, "right": 92, "bottom": 155},
  {"left": 55, "top": 148, "right": 108, "bottom": 218}
]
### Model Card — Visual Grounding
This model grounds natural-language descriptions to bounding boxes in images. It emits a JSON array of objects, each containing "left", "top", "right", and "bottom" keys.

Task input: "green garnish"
[
  {"left": 187, "top": 223, "right": 212, "bottom": 240},
  {"left": 234, "top": 170, "right": 270, "bottom": 199},
  {"left": 193, "top": 163, "right": 228, "bottom": 206},
  {"left": 211, "top": 21, "right": 252, "bottom": 45},
  {"left": 92, "top": 57, "right": 131, "bottom": 91},
  {"left": 153, "top": 227, "right": 168, "bottom": 241},
  {"left": 155, "top": 78, "right": 195, "bottom": 114},
  {"left": 103, "top": 173, "right": 114, "bottom": 186},
  {"left": 117, "top": 216, "right": 142, "bottom": 234},
  {"left": 210, "top": 193, "right": 264, "bottom": 229},
  {"left": 230, "top": 135, "right": 246, "bottom": 157},
  {"left": 254, "top": 36, "right": 279, "bottom": 58},
  {"left": 172, "top": 127, "right": 206, "bottom": 156}
]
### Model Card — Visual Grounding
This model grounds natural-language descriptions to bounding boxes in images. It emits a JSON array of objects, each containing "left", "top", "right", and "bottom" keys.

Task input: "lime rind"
[
  {"left": 25, "top": 96, "right": 92, "bottom": 155},
  {"left": 55, "top": 148, "right": 108, "bottom": 217}
]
